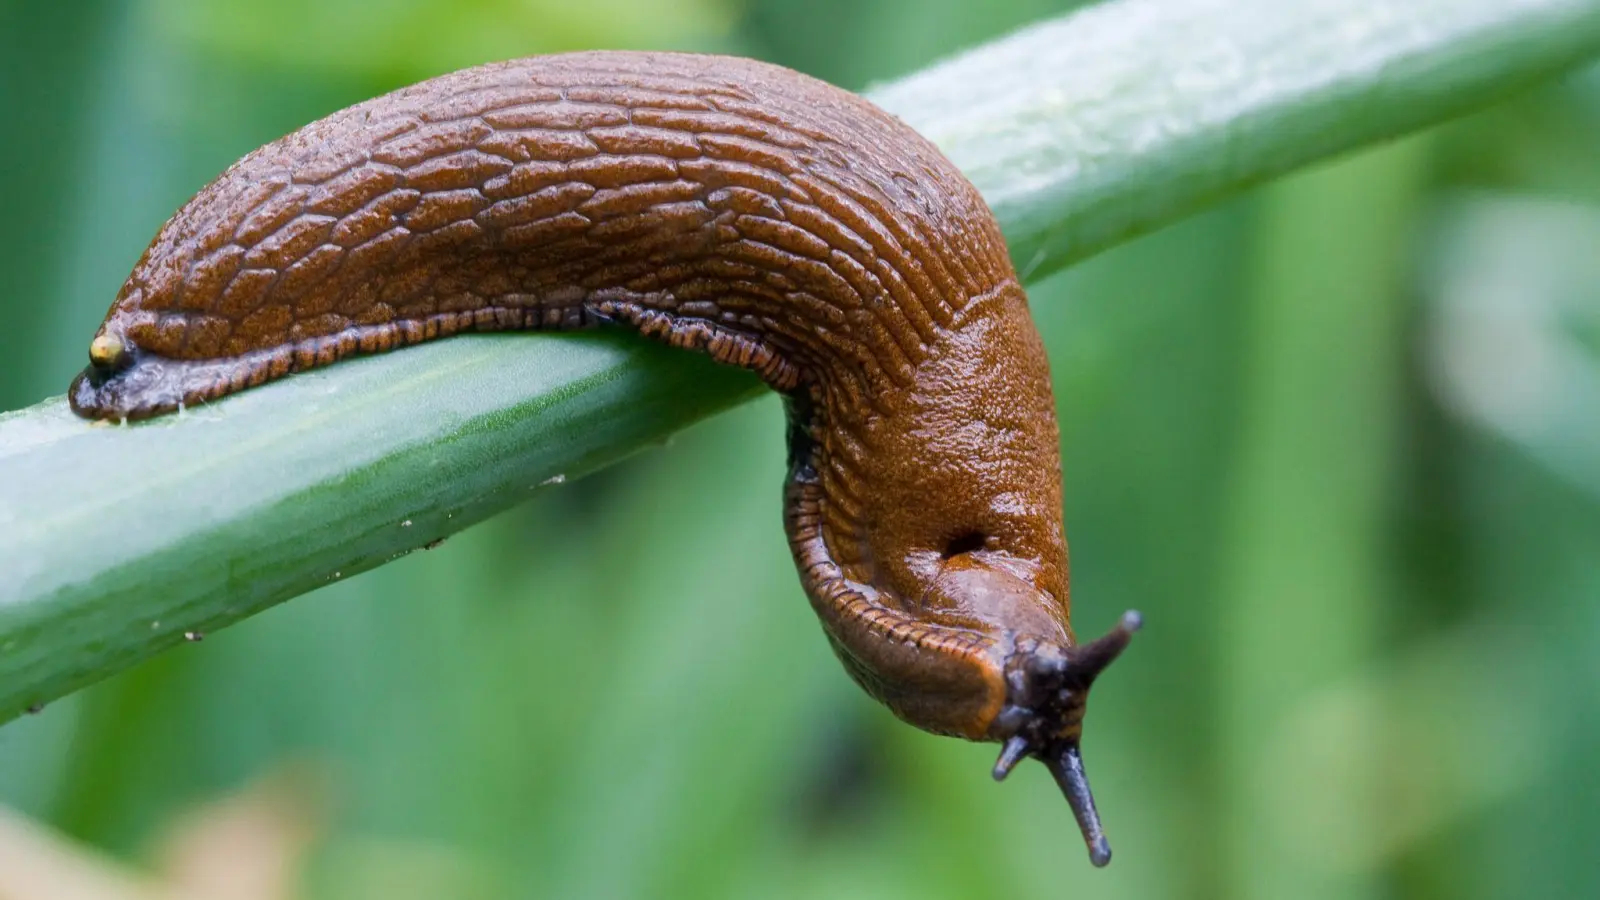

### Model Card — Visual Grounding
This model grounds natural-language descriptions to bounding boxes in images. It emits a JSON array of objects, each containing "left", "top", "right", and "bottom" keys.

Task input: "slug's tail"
[{"left": 989, "top": 611, "right": 1142, "bottom": 868}]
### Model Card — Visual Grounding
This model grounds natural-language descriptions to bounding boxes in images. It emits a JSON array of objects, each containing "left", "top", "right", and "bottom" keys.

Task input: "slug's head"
[
  {"left": 899, "top": 548, "right": 1140, "bottom": 866},
  {"left": 990, "top": 611, "right": 1142, "bottom": 868}
]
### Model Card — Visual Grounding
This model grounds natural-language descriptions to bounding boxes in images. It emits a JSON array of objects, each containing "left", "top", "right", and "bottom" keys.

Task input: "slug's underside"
[{"left": 70, "top": 50, "right": 1139, "bottom": 866}]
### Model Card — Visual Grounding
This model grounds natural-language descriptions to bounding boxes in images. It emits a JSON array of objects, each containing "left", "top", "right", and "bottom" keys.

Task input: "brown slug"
[{"left": 69, "top": 51, "right": 1140, "bottom": 866}]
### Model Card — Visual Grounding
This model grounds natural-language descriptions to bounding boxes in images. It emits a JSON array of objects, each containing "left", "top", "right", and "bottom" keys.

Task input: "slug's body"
[{"left": 71, "top": 52, "right": 1138, "bottom": 866}]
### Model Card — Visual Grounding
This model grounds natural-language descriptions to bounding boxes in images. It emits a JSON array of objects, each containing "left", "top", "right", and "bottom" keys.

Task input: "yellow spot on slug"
[{"left": 89, "top": 333, "right": 125, "bottom": 369}]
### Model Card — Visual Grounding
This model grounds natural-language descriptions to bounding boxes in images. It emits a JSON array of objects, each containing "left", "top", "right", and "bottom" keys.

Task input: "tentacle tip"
[
  {"left": 1088, "top": 836, "right": 1112, "bottom": 868},
  {"left": 1064, "top": 612, "right": 1141, "bottom": 686}
]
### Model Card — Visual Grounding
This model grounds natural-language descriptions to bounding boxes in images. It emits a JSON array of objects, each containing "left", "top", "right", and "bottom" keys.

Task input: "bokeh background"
[{"left": 2, "top": 0, "right": 1599, "bottom": 898}]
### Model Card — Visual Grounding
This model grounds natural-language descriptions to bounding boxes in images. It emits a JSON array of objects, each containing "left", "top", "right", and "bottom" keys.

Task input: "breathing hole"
[{"left": 941, "top": 531, "right": 987, "bottom": 559}]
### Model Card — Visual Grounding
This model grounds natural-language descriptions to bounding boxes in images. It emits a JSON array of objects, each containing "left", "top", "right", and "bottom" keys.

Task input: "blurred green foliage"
[{"left": 1, "top": 1, "right": 1598, "bottom": 899}]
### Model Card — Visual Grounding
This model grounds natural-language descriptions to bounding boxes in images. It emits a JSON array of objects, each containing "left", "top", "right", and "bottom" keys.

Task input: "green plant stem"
[
  {"left": 881, "top": 0, "right": 1600, "bottom": 279},
  {"left": 3, "top": 0, "right": 1600, "bottom": 722},
  {"left": 1216, "top": 138, "right": 1430, "bottom": 899}
]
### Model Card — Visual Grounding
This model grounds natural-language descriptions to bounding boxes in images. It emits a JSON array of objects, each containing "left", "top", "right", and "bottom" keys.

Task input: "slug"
[{"left": 69, "top": 51, "right": 1140, "bottom": 866}]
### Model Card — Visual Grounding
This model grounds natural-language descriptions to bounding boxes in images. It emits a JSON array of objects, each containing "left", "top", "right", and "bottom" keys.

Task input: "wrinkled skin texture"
[{"left": 70, "top": 51, "right": 1136, "bottom": 865}]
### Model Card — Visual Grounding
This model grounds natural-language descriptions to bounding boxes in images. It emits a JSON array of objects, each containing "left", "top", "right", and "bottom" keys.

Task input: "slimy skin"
[{"left": 70, "top": 51, "right": 1139, "bottom": 866}]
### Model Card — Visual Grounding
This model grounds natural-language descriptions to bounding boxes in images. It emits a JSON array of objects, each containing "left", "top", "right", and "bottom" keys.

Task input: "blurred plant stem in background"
[
  {"left": 1218, "top": 138, "right": 1431, "bottom": 900},
  {"left": 0, "top": 0, "right": 120, "bottom": 411},
  {"left": 2, "top": 1, "right": 1599, "bottom": 899}
]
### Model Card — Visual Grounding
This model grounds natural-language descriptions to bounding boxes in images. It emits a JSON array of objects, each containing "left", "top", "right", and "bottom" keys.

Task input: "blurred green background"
[{"left": 2, "top": 0, "right": 1599, "bottom": 898}]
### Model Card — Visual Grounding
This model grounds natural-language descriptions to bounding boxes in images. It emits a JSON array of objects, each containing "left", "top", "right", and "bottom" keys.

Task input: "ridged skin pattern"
[{"left": 70, "top": 52, "right": 1136, "bottom": 865}]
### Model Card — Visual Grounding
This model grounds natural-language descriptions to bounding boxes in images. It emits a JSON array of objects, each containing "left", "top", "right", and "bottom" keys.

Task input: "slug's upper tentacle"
[{"left": 68, "top": 50, "right": 1138, "bottom": 865}]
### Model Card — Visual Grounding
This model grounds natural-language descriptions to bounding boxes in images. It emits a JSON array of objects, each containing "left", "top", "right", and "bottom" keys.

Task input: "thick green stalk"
[
  {"left": 882, "top": 0, "right": 1600, "bottom": 278},
  {"left": 3, "top": 0, "right": 1600, "bottom": 722}
]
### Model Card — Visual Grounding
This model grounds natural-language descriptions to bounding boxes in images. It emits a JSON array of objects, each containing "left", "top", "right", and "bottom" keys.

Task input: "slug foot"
[{"left": 587, "top": 297, "right": 803, "bottom": 392}]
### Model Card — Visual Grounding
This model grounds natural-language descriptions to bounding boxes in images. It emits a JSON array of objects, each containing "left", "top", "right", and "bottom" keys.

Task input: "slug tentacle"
[
  {"left": 989, "top": 611, "right": 1143, "bottom": 867},
  {"left": 70, "top": 50, "right": 1139, "bottom": 867}
]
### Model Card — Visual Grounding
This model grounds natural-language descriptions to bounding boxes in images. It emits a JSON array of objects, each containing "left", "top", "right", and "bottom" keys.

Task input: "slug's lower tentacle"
[{"left": 68, "top": 50, "right": 1139, "bottom": 866}]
